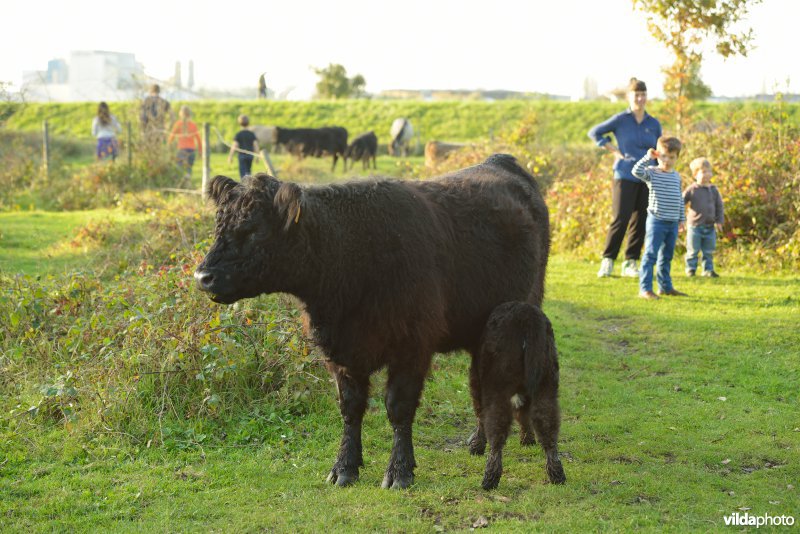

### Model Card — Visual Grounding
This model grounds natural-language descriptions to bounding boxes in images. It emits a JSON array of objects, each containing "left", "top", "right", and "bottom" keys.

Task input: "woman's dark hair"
[
  {"left": 97, "top": 102, "right": 111, "bottom": 125},
  {"left": 627, "top": 78, "right": 647, "bottom": 92}
]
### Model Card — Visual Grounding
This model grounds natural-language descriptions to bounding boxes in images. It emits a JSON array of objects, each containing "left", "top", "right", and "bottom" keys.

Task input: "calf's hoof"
[
  {"left": 467, "top": 429, "right": 487, "bottom": 456},
  {"left": 481, "top": 469, "right": 501, "bottom": 490},
  {"left": 381, "top": 470, "right": 414, "bottom": 490},
  {"left": 326, "top": 466, "right": 359, "bottom": 487},
  {"left": 547, "top": 460, "right": 566, "bottom": 485},
  {"left": 519, "top": 430, "right": 537, "bottom": 447}
]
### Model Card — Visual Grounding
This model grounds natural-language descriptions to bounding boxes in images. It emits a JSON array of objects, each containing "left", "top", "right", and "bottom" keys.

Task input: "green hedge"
[{"left": 4, "top": 99, "right": 798, "bottom": 147}]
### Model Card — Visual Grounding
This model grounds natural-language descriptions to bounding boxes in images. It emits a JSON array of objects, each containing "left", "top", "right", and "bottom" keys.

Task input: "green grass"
[
  {"left": 0, "top": 209, "right": 148, "bottom": 274},
  {"left": 1, "top": 206, "right": 798, "bottom": 532},
  {"left": 6, "top": 100, "right": 800, "bottom": 147}
]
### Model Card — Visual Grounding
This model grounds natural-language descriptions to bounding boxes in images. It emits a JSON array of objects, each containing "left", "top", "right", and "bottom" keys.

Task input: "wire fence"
[{"left": 39, "top": 120, "right": 279, "bottom": 198}]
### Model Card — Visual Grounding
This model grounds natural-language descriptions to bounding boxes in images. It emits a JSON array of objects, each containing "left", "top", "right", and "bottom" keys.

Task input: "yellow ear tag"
[{"left": 294, "top": 205, "right": 301, "bottom": 224}]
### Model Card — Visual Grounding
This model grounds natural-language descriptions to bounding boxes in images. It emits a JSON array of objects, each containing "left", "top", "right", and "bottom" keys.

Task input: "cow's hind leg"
[
  {"left": 514, "top": 399, "right": 537, "bottom": 446},
  {"left": 326, "top": 364, "right": 370, "bottom": 487},
  {"left": 481, "top": 392, "right": 513, "bottom": 490},
  {"left": 529, "top": 396, "right": 566, "bottom": 484},
  {"left": 527, "top": 321, "right": 566, "bottom": 485},
  {"left": 381, "top": 358, "right": 430, "bottom": 489}
]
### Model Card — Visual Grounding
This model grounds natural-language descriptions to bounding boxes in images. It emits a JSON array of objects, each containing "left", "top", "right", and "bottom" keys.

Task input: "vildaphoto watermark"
[{"left": 723, "top": 512, "right": 795, "bottom": 528}]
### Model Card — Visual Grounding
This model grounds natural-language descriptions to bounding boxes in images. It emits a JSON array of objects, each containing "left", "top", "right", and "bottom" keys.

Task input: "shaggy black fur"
[
  {"left": 475, "top": 301, "right": 566, "bottom": 490},
  {"left": 275, "top": 126, "right": 348, "bottom": 171},
  {"left": 195, "top": 154, "right": 554, "bottom": 489},
  {"left": 343, "top": 131, "right": 378, "bottom": 171}
]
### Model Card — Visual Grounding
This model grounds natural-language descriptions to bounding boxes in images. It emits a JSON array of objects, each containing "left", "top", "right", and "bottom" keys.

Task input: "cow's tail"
[
  {"left": 521, "top": 306, "right": 554, "bottom": 400},
  {"left": 484, "top": 153, "right": 540, "bottom": 190}
]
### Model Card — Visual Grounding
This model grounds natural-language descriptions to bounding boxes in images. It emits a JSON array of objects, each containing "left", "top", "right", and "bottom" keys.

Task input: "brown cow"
[
  {"left": 424, "top": 140, "right": 466, "bottom": 168},
  {"left": 194, "top": 154, "right": 561, "bottom": 489}
]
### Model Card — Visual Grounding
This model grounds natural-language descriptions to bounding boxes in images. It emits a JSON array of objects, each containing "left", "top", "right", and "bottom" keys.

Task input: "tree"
[
  {"left": 313, "top": 64, "right": 368, "bottom": 99},
  {"left": 633, "top": 0, "right": 761, "bottom": 130}
]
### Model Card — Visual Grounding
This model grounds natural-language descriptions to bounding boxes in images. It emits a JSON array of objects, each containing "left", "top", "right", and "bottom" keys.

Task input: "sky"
[{"left": 2, "top": 0, "right": 797, "bottom": 100}]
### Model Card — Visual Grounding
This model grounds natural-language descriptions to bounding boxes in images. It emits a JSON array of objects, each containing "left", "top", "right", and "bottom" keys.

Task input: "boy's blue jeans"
[
  {"left": 685, "top": 224, "right": 716, "bottom": 273},
  {"left": 640, "top": 216, "right": 679, "bottom": 293},
  {"left": 238, "top": 155, "right": 254, "bottom": 178}
]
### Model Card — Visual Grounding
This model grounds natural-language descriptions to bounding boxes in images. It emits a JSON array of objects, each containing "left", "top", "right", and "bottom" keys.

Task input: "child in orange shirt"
[{"left": 168, "top": 106, "right": 202, "bottom": 181}]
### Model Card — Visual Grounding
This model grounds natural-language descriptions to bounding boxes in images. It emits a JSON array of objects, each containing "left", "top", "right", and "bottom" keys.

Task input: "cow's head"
[{"left": 194, "top": 174, "right": 305, "bottom": 304}]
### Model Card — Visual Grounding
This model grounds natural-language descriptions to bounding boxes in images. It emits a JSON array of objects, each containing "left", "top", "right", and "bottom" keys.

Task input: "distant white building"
[
  {"left": 21, "top": 50, "right": 198, "bottom": 102},
  {"left": 22, "top": 50, "right": 145, "bottom": 102}
]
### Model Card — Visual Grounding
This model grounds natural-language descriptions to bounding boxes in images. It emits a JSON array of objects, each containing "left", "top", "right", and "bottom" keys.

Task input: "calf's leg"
[
  {"left": 514, "top": 400, "right": 537, "bottom": 446},
  {"left": 382, "top": 360, "right": 429, "bottom": 489},
  {"left": 529, "top": 395, "right": 566, "bottom": 484},
  {"left": 326, "top": 364, "right": 370, "bottom": 487},
  {"left": 480, "top": 393, "right": 513, "bottom": 490}
]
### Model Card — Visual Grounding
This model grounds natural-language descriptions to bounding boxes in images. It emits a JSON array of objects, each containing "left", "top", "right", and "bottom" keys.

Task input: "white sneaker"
[
  {"left": 621, "top": 259, "right": 639, "bottom": 277},
  {"left": 597, "top": 258, "right": 614, "bottom": 277}
]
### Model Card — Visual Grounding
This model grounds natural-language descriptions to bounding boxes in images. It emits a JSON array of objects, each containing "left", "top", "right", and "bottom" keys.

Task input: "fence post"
[
  {"left": 260, "top": 148, "right": 278, "bottom": 177},
  {"left": 202, "top": 122, "right": 211, "bottom": 199},
  {"left": 42, "top": 120, "right": 50, "bottom": 180},
  {"left": 127, "top": 121, "right": 133, "bottom": 169}
]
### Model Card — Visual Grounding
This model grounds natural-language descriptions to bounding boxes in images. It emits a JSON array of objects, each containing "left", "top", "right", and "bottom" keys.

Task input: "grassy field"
[
  {"left": 5, "top": 100, "right": 800, "bottom": 148},
  {"left": 1, "top": 199, "right": 798, "bottom": 532}
]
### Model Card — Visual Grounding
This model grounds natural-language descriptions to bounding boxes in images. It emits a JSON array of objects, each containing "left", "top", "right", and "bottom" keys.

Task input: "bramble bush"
[
  {"left": 54, "top": 146, "right": 184, "bottom": 210},
  {"left": 680, "top": 103, "right": 800, "bottom": 269},
  {"left": 0, "top": 197, "right": 326, "bottom": 457},
  {"left": 540, "top": 106, "right": 800, "bottom": 269},
  {"left": 0, "top": 130, "right": 185, "bottom": 210}
]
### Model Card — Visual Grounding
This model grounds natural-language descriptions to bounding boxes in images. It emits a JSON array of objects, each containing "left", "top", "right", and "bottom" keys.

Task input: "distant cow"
[
  {"left": 275, "top": 126, "right": 348, "bottom": 171},
  {"left": 388, "top": 118, "right": 413, "bottom": 157},
  {"left": 250, "top": 125, "right": 277, "bottom": 148},
  {"left": 474, "top": 301, "right": 565, "bottom": 490},
  {"left": 194, "top": 154, "right": 561, "bottom": 489},
  {"left": 343, "top": 131, "right": 378, "bottom": 171},
  {"left": 424, "top": 140, "right": 467, "bottom": 168}
]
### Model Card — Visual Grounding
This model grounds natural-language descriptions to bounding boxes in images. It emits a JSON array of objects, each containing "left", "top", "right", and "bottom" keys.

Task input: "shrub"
[
  {"left": 544, "top": 104, "right": 800, "bottom": 269},
  {"left": 0, "top": 197, "right": 325, "bottom": 450}
]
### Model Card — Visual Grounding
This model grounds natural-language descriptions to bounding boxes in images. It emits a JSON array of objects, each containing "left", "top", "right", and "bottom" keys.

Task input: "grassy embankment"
[
  {"left": 5, "top": 100, "right": 800, "bottom": 148},
  {"left": 1, "top": 195, "right": 797, "bottom": 532}
]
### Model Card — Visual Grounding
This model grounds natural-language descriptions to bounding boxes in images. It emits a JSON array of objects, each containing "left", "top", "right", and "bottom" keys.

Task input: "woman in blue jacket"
[{"left": 589, "top": 78, "right": 662, "bottom": 278}]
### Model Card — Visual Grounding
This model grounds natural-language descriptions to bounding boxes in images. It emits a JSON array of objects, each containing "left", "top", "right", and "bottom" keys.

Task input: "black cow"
[
  {"left": 474, "top": 301, "right": 565, "bottom": 489},
  {"left": 194, "top": 154, "right": 562, "bottom": 489},
  {"left": 275, "top": 126, "right": 348, "bottom": 171},
  {"left": 343, "top": 131, "right": 378, "bottom": 171}
]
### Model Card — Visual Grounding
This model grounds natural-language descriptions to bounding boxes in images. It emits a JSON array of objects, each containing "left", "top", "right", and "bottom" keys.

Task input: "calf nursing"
[{"left": 194, "top": 154, "right": 564, "bottom": 489}]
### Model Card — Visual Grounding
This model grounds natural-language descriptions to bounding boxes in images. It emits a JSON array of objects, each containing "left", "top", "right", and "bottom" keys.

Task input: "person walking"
[
  {"left": 92, "top": 102, "right": 122, "bottom": 162},
  {"left": 589, "top": 78, "right": 662, "bottom": 278},
  {"left": 140, "top": 84, "right": 172, "bottom": 143},
  {"left": 168, "top": 105, "right": 202, "bottom": 183},
  {"left": 228, "top": 114, "right": 260, "bottom": 178}
]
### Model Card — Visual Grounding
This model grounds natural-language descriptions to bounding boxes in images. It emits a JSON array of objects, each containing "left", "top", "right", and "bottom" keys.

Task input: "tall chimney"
[{"left": 174, "top": 61, "right": 182, "bottom": 88}]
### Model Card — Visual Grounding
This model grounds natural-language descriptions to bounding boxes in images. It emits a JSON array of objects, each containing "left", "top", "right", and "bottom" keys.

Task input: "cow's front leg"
[
  {"left": 382, "top": 360, "right": 429, "bottom": 489},
  {"left": 467, "top": 356, "right": 487, "bottom": 455},
  {"left": 325, "top": 363, "right": 369, "bottom": 487}
]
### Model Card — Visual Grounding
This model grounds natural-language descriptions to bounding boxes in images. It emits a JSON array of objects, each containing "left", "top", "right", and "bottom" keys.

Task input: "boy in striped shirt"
[{"left": 632, "top": 136, "right": 687, "bottom": 300}]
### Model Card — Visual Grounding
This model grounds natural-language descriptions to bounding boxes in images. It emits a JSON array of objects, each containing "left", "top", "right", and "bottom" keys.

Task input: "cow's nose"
[{"left": 194, "top": 269, "right": 215, "bottom": 291}]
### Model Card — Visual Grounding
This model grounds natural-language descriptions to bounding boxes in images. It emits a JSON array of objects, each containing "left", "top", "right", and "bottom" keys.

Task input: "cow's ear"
[
  {"left": 274, "top": 182, "right": 305, "bottom": 231},
  {"left": 207, "top": 175, "right": 239, "bottom": 205}
]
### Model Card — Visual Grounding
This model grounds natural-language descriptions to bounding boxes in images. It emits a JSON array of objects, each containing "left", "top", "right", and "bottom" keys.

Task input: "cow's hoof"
[
  {"left": 326, "top": 467, "right": 358, "bottom": 487},
  {"left": 381, "top": 471, "right": 414, "bottom": 490},
  {"left": 481, "top": 471, "right": 501, "bottom": 490},
  {"left": 547, "top": 461, "right": 566, "bottom": 485},
  {"left": 468, "top": 430, "right": 487, "bottom": 456},
  {"left": 519, "top": 431, "right": 537, "bottom": 447}
]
